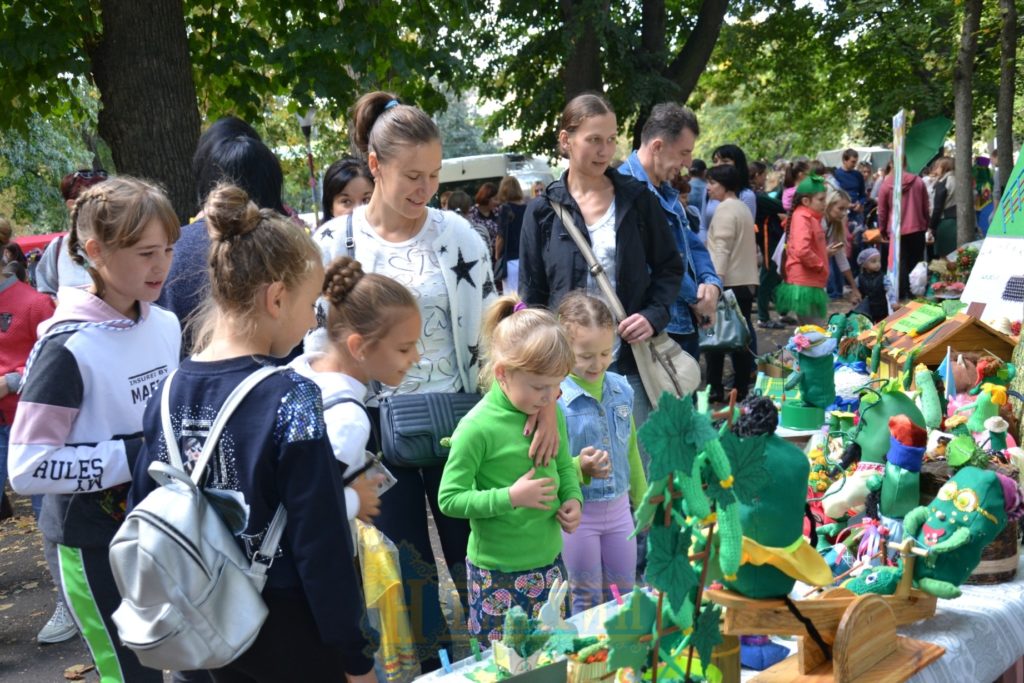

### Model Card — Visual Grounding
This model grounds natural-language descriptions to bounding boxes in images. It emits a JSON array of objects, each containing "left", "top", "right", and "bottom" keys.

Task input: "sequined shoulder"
[{"left": 271, "top": 370, "right": 327, "bottom": 445}]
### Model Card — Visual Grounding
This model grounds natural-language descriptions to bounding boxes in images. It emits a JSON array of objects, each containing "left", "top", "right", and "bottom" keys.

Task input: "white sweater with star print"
[{"left": 315, "top": 206, "right": 497, "bottom": 395}]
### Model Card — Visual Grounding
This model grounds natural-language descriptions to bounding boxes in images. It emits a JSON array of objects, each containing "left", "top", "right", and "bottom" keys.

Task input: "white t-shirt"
[
  {"left": 352, "top": 209, "right": 462, "bottom": 395},
  {"left": 585, "top": 200, "right": 621, "bottom": 358}
]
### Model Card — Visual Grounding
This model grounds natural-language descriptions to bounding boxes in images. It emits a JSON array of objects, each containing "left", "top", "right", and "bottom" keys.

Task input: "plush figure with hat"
[
  {"left": 958, "top": 382, "right": 1008, "bottom": 433},
  {"left": 865, "top": 416, "right": 927, "bottom": 547},
  {"left": 724, "top": 396, "right": 833, "bottom": 670},
  {"left": 823, "top": 382, "right": 926, "bottom": 520},
  {"left": 846, "top": 466, "right": 1024, "bottom": 599},
  {"left": 780, "top": 326, "right": 837, "bottom": 430}
]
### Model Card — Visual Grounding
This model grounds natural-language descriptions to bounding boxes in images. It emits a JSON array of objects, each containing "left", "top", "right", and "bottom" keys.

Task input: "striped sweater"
[{"left": 9, "top": 287, "right": 180, "bottom": 547}]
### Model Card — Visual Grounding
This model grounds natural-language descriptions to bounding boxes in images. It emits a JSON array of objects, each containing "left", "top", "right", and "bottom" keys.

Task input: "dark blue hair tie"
[{"left": 384, "top": 99, "right": 400, "bottom": 111}]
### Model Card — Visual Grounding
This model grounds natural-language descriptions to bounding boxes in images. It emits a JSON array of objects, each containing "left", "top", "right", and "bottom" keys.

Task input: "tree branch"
[{"left": 664, "top": 0, "right": 730, "bottom": 102}]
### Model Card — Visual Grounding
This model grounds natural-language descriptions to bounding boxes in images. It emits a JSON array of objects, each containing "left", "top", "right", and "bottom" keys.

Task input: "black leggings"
[
  {"left": 704, "top": 285, "right": 757, "bottom": 400},
  {"left": 373, "top": 460, "right": 470, "bottom": 672},
  {"left": 209, "top": 589, "right": 372, "bottom": 682}
]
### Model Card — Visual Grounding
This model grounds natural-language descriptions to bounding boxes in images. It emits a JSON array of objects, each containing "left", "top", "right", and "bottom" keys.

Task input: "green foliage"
[
  {"left": 434, "top": 88, "right": 501, "bottom": 159},
  {"left": 646, "top": 522, "right": 697, "bottom": 613},
  {"left": 691, "top": 604, "right": 724, "bottom": 671},
  {"left": 717, "top": 432, "right": 770, "bottom": 506},
  {"left": 639, "top": 393, "right": 718, "bottom": 482},
  {"left": 604, "top": 586, "right": 658, "bottom": 673}
]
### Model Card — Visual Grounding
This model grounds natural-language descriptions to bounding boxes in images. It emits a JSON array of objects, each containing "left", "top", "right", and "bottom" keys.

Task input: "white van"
[{"left": 438, "top": 153, "right": 555, "bottom": 201}]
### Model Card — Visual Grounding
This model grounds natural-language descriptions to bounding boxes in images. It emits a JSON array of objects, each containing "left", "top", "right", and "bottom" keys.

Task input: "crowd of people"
[{"left": 0, "top": 88, "right": 977, "bottom": 683}]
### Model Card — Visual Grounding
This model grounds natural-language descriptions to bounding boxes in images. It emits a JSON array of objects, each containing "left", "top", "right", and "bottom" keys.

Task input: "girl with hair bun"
[
  {"left": 317, "top": 90, "right": 509, "bottom": 671},
  {"left": 439, "top": 296, "right": 582, "bottom": 643},
  {"left": 131, "top": 184, "right": 378, "bottom": 682},
  {"left": 291, "top": 256, "right": 421, "bottom": 526},
  {"left": 9, "top": 176, "right": 180, "bottom": 682}
]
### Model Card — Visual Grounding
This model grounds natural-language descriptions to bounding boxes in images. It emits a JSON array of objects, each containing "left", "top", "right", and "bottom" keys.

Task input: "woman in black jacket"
[{"left": 518, "top": 94, "right": 683, "bottom": 426}]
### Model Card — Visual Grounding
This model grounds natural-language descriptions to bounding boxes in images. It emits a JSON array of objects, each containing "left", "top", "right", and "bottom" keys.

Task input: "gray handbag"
[
  {"left": 109, "top": 367, "right": 287, "bottom": 671},
  {"left": 549, "top": 200, "right": 700, "bottom": 407},
  {"left": 698, "top": 289, "right": 752, "bottom": 352}
]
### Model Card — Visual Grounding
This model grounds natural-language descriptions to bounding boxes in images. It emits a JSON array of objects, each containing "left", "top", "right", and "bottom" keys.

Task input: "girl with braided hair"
[
  {"left": 291, "top": 256, "right": 421, "bottom": 527},
  {"left": 8, "top": 177, "right": 181, "bottom": 682}
]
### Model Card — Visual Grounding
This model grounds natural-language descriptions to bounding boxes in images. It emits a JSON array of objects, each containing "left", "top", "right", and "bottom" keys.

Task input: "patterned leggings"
[{"left": 466, "top": 557, "right": 566, "bottom": 644}]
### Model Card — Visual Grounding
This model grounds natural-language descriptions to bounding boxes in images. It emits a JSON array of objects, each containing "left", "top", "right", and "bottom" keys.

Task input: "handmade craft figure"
[
  {"left": 724, "top": 397, "right": 833, "bottom": 671},
  {"left": 958, "top": 382, "right": 1008, "bottom": 433},
  {"left": 865, "top": 416, "right": 927, "bottom": 546},
  {"left": 825, "top": 383, "right": 925, "bottom": 520},
  {"left": 780, "top": 326, "right": 837, "bottom": 430},
  {"left": 847, "top": 466, "right": 1024, "bottom": 599}
]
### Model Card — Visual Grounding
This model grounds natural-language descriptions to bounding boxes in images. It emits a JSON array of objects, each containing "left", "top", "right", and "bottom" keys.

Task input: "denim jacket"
[
  {"left": 559, "top": 372, "right": 634, "bottom": 502},
  {"left": 619, "top": 152, "right": 722, "bottom": 336}
]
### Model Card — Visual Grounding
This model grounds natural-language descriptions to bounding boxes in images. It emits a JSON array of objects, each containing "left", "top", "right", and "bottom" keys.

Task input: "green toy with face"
[{"left": 846, "top": 466, "right": 1012, "bottom": 599}]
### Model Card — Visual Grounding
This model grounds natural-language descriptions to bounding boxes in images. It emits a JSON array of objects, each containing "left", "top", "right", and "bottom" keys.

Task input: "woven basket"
[{"left": 566, "top": 655, "right": 612, "bottom": 683}]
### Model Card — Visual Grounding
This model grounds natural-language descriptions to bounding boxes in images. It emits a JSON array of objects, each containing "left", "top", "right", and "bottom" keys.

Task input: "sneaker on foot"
[
  {"left": 37, "top": 601, "right": 77, "bottom": 645},
  {"left": 757, "top": 319, "right": 785, "bottom": 329}
]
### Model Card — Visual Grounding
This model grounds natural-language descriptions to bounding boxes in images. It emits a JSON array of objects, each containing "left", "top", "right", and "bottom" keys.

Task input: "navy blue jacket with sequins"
[{"left": 130, "top": 355, "right": 378, "bottom": 673}]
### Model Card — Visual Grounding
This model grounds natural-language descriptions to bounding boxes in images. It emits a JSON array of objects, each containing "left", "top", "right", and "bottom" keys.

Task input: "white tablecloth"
[{"left": 419, "top": 559, "right": 1024, "bottom": 682}]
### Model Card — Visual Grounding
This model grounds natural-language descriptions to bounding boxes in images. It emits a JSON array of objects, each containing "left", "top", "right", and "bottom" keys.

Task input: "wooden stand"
[{"left": 705, "top": 540, "right": 945, "bottom": 682}]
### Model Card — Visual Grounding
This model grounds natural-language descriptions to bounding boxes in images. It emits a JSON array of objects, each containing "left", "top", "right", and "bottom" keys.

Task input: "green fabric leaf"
[
  {"left": 604, "top": 587, "right": 658, "bottom": 672},
  {"left": 691, "top": 605, "right": 724, "bottom": 671},
  {"left": 718, "top": 431, "right": 771, "bottom": 505},
  {"left": 702, "top": 462, "right": 738, "bottom": 508},
  {"left": 631, "top": 477, "right": 668, "bottom": 537},
  {"left": 646, "top": 523, "right": 697, "bottom": 613},
  {"left": 545, "top": 631, "right": 576, "bottom": 655},
  {"left": 639, "top": 394, "right": 718, "bottom": 481}
]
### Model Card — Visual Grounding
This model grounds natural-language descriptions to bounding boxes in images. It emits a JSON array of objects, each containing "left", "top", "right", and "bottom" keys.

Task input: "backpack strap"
[
  {"left": 322, "top": 395, "right": 381, "bottom": 484},
  {"left": 159, "top": 365, "right": 289, "bottom": 578}
]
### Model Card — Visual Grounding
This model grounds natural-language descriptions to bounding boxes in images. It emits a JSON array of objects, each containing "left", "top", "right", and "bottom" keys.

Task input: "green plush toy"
[
  {"left": 958, "top": 383, "right": 1008, "bottom": 433},
  {"left": 847, "top": 466, "right": 1022, "bottom": 599},
  {"left": 865, "top": 416, "right": 927, "bottom": 547},
  {"left": 781, "top": 327, "right": 837, "bottom": 430},
  {"left": 724, "top": 397, "right": 832, "bottom": 598}
]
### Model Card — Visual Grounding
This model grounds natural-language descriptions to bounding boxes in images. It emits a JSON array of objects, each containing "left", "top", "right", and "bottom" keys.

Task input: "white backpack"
[{"left": 109, "top": 366, "right": 288, "bottom": 671}]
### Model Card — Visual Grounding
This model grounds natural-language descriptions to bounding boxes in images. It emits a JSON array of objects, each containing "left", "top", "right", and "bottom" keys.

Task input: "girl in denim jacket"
[{"left": 557, "top": 292, "right": 648, "bottom": 614}]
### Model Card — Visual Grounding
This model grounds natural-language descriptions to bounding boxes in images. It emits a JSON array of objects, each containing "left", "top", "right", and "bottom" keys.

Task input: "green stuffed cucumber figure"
[{"left": 846, "top": 466, "right": 1023, "bottom": 599}]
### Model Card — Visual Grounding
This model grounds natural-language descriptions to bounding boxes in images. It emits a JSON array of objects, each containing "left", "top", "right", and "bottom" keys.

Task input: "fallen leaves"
[{"left": 63, "top": 663, "right": 95, "bottom": 680}]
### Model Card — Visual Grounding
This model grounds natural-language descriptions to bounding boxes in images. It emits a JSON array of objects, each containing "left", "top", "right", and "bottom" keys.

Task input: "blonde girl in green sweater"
[{"left": 439, "top": 296, "right": 584, "bottom": 644}]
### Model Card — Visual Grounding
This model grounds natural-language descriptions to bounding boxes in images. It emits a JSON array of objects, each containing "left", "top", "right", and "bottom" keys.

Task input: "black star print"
[
  {"left": 439, "top": 245, "right": 448, "bottom": 255},
  {"left": 319, "top": 227, "right": 334, "bottom": 240},
  {"left": 482, "top": 277, "right": 496, "bottom": 298},
  {"left": 451, "top": 249, "right": 478, "bottom": 288},
  {"left": 467, "top": 344, "right": 480, "bottom": 367}
]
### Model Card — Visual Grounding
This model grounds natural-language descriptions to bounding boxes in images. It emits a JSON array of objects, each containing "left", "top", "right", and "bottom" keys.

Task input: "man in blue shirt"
[{"left": 619, "top": 103, "right": 722, "bottom": 360}]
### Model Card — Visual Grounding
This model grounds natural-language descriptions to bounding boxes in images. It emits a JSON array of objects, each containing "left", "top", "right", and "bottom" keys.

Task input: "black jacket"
[
  {"left": 518, "top": 169, "right": 684, "bottom": 374},
  {"left": 855, "top": 270, "right": 888, "bottom": 322}
]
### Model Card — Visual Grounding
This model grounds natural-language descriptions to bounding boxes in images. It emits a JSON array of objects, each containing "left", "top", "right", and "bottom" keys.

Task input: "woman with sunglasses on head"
[{"left": 35, "top": 169, "right": 110, "bottom": 297}]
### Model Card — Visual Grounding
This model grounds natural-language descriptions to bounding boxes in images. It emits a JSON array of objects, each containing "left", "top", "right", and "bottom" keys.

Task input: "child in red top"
[
  {"left": 0, "top": 272, "right": 56, "bottom": 509},
  {"left": 776, "top": 174, "right": 829, "bottom": 325}
]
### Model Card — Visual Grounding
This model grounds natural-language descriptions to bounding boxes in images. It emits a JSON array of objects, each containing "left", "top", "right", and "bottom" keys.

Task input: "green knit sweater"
[{"left": 438, "top": 382, "right": 584, "bottom": 572}]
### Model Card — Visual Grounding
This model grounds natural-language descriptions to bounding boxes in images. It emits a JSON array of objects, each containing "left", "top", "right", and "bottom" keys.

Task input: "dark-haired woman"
[
  {"left": 316, "top": 91, "right": 499, "bottom": 673},
  {"left": 519, "top": 93, "right": 683, "bottom": 428},
  {"left": 320, "top": 158, "right": 374, "bottom": 225},
  {"left": 704, "top": 164, "right": 758, "bottom": 403},
  {"left": 703, "top": 144, "right": 757, "bottom": 226}
]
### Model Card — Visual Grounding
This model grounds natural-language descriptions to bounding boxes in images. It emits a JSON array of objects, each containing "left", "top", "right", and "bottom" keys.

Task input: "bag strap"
[
  {"left": 345, "top": 212, "right": 355, "bottom": 258},
  {"left": 159, "top": 365, "right": 289, "bottom": 577},
  {"left": 322, "top": 395, "right": 381, "bottom": 460},
  {"left": 548, "top": 199, "right": 628, "bottom": 323}
]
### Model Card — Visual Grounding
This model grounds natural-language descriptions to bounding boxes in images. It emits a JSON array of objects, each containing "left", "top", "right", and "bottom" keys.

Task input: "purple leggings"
[{"left": 560, "top": 494, "right": 636, "bottom": 615}]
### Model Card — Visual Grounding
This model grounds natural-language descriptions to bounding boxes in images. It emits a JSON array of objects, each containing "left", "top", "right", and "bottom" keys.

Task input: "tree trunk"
[
  {"left": 87, "top": 0, "right": 200, "bottom": 223},
  {"left": 995, "top": 0, "right": 1018, "bottom": 202},
  {"left": 627, "top": 0, "right": 727, "bottom": 148},
  {"left": 560, "top": 0, "right": 608, "bottom": 100},
  {"left": 954, "top": 0, "right": 982, "bottom": 247}
]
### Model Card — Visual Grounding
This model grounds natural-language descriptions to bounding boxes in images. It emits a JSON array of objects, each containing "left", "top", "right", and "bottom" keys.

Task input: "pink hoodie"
[{"left": 877, "top": 171, "right": 930, "bottom": 238}]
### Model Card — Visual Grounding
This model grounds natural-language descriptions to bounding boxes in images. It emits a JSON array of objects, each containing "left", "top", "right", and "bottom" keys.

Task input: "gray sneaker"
[{"left": 37, "top": 600, "right": 78, "bottom": 644}]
